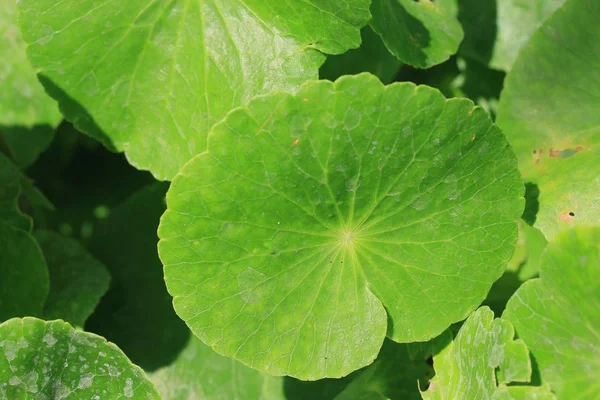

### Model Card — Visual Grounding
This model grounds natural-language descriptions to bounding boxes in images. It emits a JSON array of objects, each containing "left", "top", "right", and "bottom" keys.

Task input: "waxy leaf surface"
[
  {"left": 497, "top": 0, "right": 600, "bottom": 239},
  {"left": 18, "top": 0, "right": 370, "bottom": 180},
  {"left": 504, "top": 227, "right": 600, "bottom": 400},
  {"left": 0, "top": 317, "right": 159, "bottom": 399},
  {"left": 159, "top": 74, "right": 523, "bottom": 379}
]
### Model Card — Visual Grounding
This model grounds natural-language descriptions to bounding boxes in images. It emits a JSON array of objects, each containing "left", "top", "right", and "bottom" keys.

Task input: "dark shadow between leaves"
[
  {"left": 522, "top": 183, "right": 540, "bottom": 226},
  {"left": 85, "top": 183, "right": 190, "bottom": 371},
  {"left": 457, "top": 0, "right": 498, "bottom": 64},
  {"left": 37, "top": 74, "right": 116, "bottom": 152}
]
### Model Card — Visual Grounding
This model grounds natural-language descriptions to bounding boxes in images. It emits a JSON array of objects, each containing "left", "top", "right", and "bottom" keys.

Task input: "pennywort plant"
[{"left": 0, "top": 0, "right": 598, "bottom": 399}]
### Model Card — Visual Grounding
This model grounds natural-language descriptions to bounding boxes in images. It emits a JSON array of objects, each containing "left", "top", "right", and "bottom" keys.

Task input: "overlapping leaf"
[
  {"left": 0, "top": 317, "right": 159, "bottom": 398},
  {"left": 497, "top": 0, "right": 600, "bottom": 239},
  {"left": 421, "top": 307, "right": 556, "bottom": 400},
  {"left": 320, "top": 27, "right": 402, "bottom": 84},
  {"left": 18, "top": 0, "right": 371, "bottom": 180},
  {"left": 159, "top": 73, "right": 523, "bottom": 379},
  {"left": 370, "top": 0, "right": 463, "bottom": 68},
  {"left": 504, "top": 227, "right": 600, "bottom": 400}
]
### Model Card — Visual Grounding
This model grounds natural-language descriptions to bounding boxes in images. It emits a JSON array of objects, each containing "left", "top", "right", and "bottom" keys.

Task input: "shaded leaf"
[
  {"left": 0, "top": 225, "right": 48, "bottom": 322},
  {"left": 34, "top": 231, "right": 110, "bottom": 328}
]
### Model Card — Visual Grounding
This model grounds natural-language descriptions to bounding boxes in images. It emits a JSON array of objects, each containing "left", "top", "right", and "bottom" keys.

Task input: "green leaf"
[
  {"left": 370, "top": 0, "right": 464, "bottom": 68},
  {"left": 320, "top": 26, "right": 402, "bottom": 85},
  {"left": 0, "top": 317, "right": 159, "bottom": 398},
  {"left": 504, "top": 227, "right": 600, "bottom": 400},
  {"left": 458, "top": 0, "right": 566, "bottom": 71},
  {"left": 421, "top": 307, "right": 555, "bottom": 400},
  {"left": 18, "top": 0, "right": 371, "bottom": 180},
  {"left": 1, "top": 125, "right": 57, "bottom": 169},
  {"left": 0, "top": 0, "right": 60, "bottom": 129},
  {"left": 0, "top": 154, "right": 31, "bottom": 232},
  {"left": 86, "top": 183, "right": 189, "bottom": 371},
  {"left": 492, "top": 385, "right": 556, "bottom": 400},
  {"left": 159, "top": 73, "right": 524, "bottom": 379},
  {"left": 152, "top": 336, "right": 285, "bottom": 400},
  {"left": 497, "top": 0, "right": 600, "bottom": 240},
  {"left": 34, "top": 231, "right": 110, "bottom": 328},
  {"left": 0, "top": 224, "right": 48, "bottom": 322}
]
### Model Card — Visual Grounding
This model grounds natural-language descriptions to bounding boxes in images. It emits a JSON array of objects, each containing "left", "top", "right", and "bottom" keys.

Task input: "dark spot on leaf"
[{"left": 569, "top": 212, "right": 575, "bottom": 217}]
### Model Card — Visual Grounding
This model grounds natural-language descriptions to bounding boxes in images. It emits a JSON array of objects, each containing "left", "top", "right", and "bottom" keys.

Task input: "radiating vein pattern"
[
  {"left": 158, "top": 74, "right": 523, "bottom": 379},
  {"left": 18, "top": 0, "right": 370, "bottom": 179}
]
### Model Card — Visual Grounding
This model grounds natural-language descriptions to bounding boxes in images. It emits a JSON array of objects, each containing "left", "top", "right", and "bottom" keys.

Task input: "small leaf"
[
  {"left": 18, "top": 0, "right": 371, "bottom": 180},
  {"left": 504, "top": 227, "right": 600, "bottom": 400},
  {"left": 0, "top": 224, "right": 48, "bottom": 322},
  {"left": 370, "top": 0, "right": 464, "bottom": 68},
  {"left": 159, "top": 74, "right": 524, "bottom": 379},
  {"left": 421, "top": 307, "right": 555, "bottom": 400},
  {"left": 0, "top": 317, "right": 159, "bottom": 398},
  {"left": 34, "top": 231, "right": 110, "bottom": 328},
  {"left": 497, "top": 0, "right": 600, "bottom": 239}
]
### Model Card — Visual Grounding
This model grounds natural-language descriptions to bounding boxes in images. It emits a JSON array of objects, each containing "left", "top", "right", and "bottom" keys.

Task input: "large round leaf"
[
  {"left": 18, "top": 0, "right": 371, "bottom": 180},
  {"left": 158, "top": 74, "right": 524, "bottom": 379},
  {"left": 504, "top": 227, "right": 600, "bottom": 400},
  {"left": 370, "top": 0, "right": 464, "bottom": 68},
  {"left": 497, "top": 0, "right": 600, "bottom": 239},
  {"left": 0, "top": 317, "right": 159, "bottom": 398}
]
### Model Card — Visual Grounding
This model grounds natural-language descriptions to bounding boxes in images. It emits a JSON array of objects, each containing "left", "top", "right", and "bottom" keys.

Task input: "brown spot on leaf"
[
  {"left": 471, "top": 134, "right": 476, "bottom": 142},
  {"left": 291, "top": 137, "right": 300, "bottom": 147},
  {"left": 549, "top": 146, "right": 584, "bottom": 158},
  {"left": 301, "top": 97, "right": 308, "bottom": 103}
]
